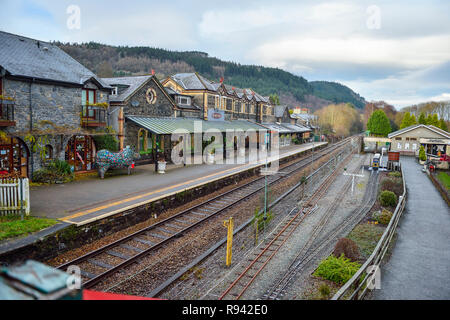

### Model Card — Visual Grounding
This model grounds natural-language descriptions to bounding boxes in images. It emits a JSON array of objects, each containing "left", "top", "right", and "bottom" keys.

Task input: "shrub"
[
  {"left": 378, "top": 209, "right": 393, "bottom": 225},
  {"left": 313, "top": 254, "right": 361, "bottom": 285},
  {"left": 419, "top": 145, "right": 426, "bottom": 161},
  {"left": 318, "top": 284, "right": 331, "bottom": 299},
  {"left": 379, "top": 190, "right": 397, "bottom": 207},
  {"left": 333, "top": 238, "right": 360, "bottom": 261},
  {"left": 388, "top": 171, "right": 401, "bottom": 178},
  {"left": 33, "top": 160, "right": 74, "bottom": 184},
  {"left": 381, "top": 178, "right": 403, "bottom": 197},
  {"left": 94, "top": 134, "right": 119, "bottom": 152}
]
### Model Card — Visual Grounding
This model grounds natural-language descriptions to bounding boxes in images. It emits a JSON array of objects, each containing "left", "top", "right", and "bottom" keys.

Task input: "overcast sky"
[{"left": 1, "top": 0, "right": 449, "bottom": 109}]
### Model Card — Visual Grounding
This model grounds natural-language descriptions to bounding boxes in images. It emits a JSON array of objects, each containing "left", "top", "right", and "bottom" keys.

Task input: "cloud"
[{"left": 1, "top": 0, "right": 450, "bottom": 108}]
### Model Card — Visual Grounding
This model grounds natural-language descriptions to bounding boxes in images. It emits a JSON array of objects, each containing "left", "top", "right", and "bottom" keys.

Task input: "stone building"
[
  {"left": 0, "top": 31, "right": 112, "bottom": 177},
  {"left": 161, "top": 73, "right": 275, "bottom": 123},
  {"left": 388, "top": 124, "right": 450, "bottom": 157},
  {"left": 102, "top": 75, "right": 198, "bottom": 164}
]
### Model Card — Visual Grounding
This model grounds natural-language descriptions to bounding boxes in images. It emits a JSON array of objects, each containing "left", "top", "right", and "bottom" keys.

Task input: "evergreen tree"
[
  {"left": 400, "top": 112, "right": 411, "bottom": 129},
  {"left": 431, "top": 114, "right": 439, "bottom": 127},
  {"left": 367, "top": 110, "right": 392, "bottom": 137},
  {"left": 410, "top": 114, "right": 417, "bottom": 126},
  {"left": 418, "top": 112, "right": 426, "bottom": 124},
  {"left": 426, "top": 114, "right": 433, "bottom": 125},
  {"left": 438, "top": 119, "right": 448, "bottom": 132}
]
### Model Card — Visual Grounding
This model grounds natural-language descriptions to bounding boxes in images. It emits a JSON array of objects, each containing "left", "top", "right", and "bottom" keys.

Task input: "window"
[
  {"left": 226, "top": 98, "right": 232, "bottom": 111},
  {"left": 44, "top": 145, "right": 53, "bottom": 160},
  {"left": 412, "top": 143, "right": 417, "bottom": 150},
  {"left": 111, "top": 87, "right": 118, "bottom": 95},
  {"left": 82, "top": 89, "right": 96, "bottom": 118},
  {"left": 404, "top": 143, "right": 410, "bottom": 150},
  {"left": 207, "top": 95, "right": 215, "bottom": 108},
  {"left": 395, "top": 137, "right": 402, "bottom": 141},
  {"left": 177, "top": 96, "right": 190, "bottom": 105},
  {"left": 397, "top": 142, "right": 402, "bottom": 149}
]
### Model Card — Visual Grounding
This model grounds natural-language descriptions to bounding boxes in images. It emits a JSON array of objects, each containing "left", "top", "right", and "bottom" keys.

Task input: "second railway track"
[{"left": 57, "top": 138, "right": 354, "bottom": 289}]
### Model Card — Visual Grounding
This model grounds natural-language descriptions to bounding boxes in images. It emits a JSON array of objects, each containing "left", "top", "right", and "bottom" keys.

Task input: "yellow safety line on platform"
[
  {"left": 61, "top": 142, "right": 327, "bottom": 224},
  {"left": 61, "top": 164, "right": 248, "bottom": 222}
]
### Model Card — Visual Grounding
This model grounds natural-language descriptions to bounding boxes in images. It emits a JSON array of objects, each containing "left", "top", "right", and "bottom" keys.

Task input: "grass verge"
[
  {"left": 0, "top": 216, "right": 58, "bottom": 241},
  {"left": 437, "top": 172, "right": 450, "bottom": 190}
]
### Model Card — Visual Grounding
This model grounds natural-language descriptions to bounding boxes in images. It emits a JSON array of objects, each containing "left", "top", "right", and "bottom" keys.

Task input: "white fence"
[
  {"left": 331, "top": 166, "right": 407, "bottom": 300},
  {"left": 0, "top": 178, "right": 30, "bottom": 216}
]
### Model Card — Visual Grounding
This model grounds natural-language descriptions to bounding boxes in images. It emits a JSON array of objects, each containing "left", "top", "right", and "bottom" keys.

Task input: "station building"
[
  {"left": 388, "top": 124, "right": 450, "bottom": 157},
  {"left": 0, "top": 31, "right": 113, "bottom": 177},
  {"left": 0, "top": 30, "right": 317, "bottom": 178}
]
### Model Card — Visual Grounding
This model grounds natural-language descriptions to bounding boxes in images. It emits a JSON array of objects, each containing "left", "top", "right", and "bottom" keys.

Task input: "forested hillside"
[
  {"left": 311, "top": 81, "right": 366, "bottom": 109},
  {"left": 56, "top": 41, "right": 365, "bottom": 110}
]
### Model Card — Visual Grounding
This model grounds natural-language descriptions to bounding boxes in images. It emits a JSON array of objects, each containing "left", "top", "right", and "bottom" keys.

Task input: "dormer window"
[
  {"left": 177, "top": 96, "right": 190, "bottom": 105},
  {"left": 111, "top": 86, "right": 118, "bottom": 95}
]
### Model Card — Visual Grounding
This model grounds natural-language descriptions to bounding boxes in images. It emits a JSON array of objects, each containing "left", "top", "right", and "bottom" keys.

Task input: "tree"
[
  {"left": 269, "top": 94, "right": 280, "bottom": 105},
  {"left": 438, "top": 119, "right": 448, "bottom": 132},
  {"left": 418, "top": 112, "right": 427, "bottom": 124},
  {"left": 367, "top": 110, "right": 392, "bottom": 137},
  {"left": 431, "top": 114, "right": 439, "bottom": 127},
  {"left": 400, "top": 112, "right": 416, "bottom": 129}
]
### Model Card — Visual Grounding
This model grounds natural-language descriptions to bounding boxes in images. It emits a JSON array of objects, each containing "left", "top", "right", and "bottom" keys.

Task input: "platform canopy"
[
  {"left": 261, "top": 123, "right": 311, "bottom": 134},
  {"left": 280, "top": 123, "right": 312, "bottom": 133},
  {"left": 126, "top": 116, "right": 267, "bottom": 135}
]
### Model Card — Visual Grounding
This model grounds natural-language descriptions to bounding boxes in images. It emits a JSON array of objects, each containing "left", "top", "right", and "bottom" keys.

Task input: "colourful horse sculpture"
[{"left": 95, "top": 146, "right": 137, "bottom": 179}]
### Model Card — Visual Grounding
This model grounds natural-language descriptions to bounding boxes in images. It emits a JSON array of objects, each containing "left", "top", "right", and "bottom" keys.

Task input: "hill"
[
  {"left": 56, "top": 41, "right": 366, "bottom": 110},
  {"left": 310, "top": 81, "right": 366, "bottom": 109}
]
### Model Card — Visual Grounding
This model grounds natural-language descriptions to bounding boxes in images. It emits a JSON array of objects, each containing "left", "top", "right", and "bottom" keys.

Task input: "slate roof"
[
  {"left": 102, "top": 75, "right": 153, "bottom": 102},
  {"left": 274, "top": 105, "right": 289, "bottom": 118},
  {"left": 170, "top": 73, "right": 217, "bottom": 91},
  {"left": 0, "top": 31, "right": 110, "bottom": 89},
  {"left": 388, "top": 124, "right": 450, "bottom": 139}
]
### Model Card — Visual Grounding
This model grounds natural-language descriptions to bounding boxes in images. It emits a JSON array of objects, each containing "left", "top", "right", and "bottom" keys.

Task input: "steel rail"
[
  {"left": 264, "top": 162, "right": 379, "bottom": 300},
  {"left": 218, "top": 145, "right": 357, "bottom": 300},
  {"left": 57, "top": 139, "right": 351, "bottom": 288}
]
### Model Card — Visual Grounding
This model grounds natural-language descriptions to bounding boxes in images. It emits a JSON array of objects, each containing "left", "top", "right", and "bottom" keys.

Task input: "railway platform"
[{"left": 31, "top": 142, "right": 327, "bottom": 226}]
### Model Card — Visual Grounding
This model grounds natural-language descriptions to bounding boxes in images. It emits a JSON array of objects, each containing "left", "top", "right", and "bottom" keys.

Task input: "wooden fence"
[{"left": 0, "top": 178, "right": 30, "bottom": 216}]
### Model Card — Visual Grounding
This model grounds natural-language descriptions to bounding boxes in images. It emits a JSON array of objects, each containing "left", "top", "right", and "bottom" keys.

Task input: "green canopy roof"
[{"left": 126, "top": 116, "right": 267, "bottom": 135}]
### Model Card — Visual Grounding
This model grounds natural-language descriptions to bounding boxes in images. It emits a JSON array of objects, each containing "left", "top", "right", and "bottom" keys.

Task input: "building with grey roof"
[{"left": 0, "top": 31, "right": 112, "bottom": 177}]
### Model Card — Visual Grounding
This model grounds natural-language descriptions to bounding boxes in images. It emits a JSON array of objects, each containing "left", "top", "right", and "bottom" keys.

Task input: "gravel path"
[{"left": 159, "top": 150, "right": 361, "bottom": 300}]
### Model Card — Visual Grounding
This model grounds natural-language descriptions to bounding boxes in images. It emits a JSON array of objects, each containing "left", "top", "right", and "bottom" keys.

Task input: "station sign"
[{"left": 207, "top": 109, "right": 225, "bottom": 121}]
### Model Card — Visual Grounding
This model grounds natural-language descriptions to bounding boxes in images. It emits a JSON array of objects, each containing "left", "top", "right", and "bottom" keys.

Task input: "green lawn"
[
  {"left": 0, "top": 216, "right": 58, "bottom": 241},
  {"left": 437, "top": 172, "right": 450, "bottom": 190}
]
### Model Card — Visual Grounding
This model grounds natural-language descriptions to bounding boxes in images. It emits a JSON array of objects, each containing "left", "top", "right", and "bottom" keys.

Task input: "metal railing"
[
  {"left": 331, "top": 165, "right": 407, "bottom": 300},
  {"left": 80, "top": 105, "right": 107, "bottom": 127}
]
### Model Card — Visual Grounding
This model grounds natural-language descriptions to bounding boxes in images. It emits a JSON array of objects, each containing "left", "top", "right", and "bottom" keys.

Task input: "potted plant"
[
  {"left": 419, "top": 145, "right": 427, "bottom": 165},
  {"left": 157, "top": 152, "right": 166, "bottom": 173}
]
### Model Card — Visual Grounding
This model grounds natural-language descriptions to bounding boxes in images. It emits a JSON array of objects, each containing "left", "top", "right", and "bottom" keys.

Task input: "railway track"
[
  {"left": 217, "top": 148, "right": 356, "bottom": 300},
  {"left": 57, "top": 139, "right": 352, "bottom": 289},
  {"left": 263, "top": 157, "right": 378, "bottom": 300}
]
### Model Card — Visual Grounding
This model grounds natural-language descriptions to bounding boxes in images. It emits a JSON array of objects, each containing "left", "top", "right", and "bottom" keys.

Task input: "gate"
[{"left": 0, "top": 177, "right": 30, "bottom": 216}]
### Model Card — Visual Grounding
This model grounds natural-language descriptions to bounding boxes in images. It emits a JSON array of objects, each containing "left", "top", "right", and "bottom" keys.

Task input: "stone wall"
[{"left": 2, "top": 77, "right": 110, "bottom": 175}]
